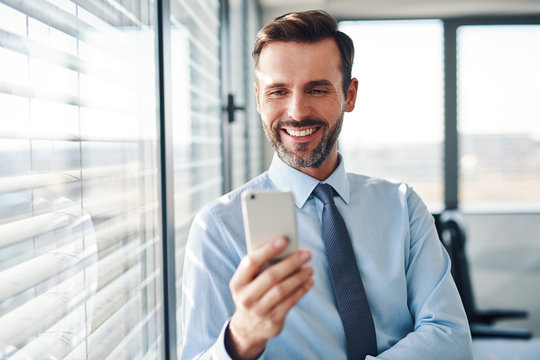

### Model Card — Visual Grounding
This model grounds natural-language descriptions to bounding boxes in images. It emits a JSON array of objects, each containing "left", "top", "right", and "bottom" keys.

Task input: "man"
[{"left": 181, "top": 10, "right": 473, "bottom": 360}]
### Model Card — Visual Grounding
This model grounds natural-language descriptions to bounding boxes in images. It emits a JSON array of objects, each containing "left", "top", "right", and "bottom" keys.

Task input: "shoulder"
[
  {"left": 346, "top": 173, "right": 427, "bottom": 215},
  {"left": 347, "top": 173, "right": 413, "bottom": 198},
  {"left": 195, "top": 171, "right": 273, "bottom": 227}
]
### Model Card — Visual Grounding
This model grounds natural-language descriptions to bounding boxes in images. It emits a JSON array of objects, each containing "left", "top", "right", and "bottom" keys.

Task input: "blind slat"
[
  {"left": 2, "top": 0, "right": 94, "bottom": 41},
  {"left": 0, "top": 172, "right": 78, "bottom": 193},
  {"left": 0, "top": 28, "right": 127, "bottom": 83},
  {"left": 2, "top": 0, "right": 127, "bottom": 55},
  {"left": 177, "top": 0, "right": 220, "bottom": 46},
  {"left": 0, "top": 210, "right": 74, "bottom": 248},
  {"left": 0, "top": 163, "right": 150, "bottom": 193},
  {"left": 0, "top": 266, "right": 97, "bottom": 351},
  {"left": 0, "top": 239, "right": 97, "bottom": 303}
]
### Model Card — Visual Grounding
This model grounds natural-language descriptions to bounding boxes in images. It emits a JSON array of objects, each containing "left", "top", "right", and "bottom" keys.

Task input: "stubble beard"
[{"left": 263, "top": 113, "right": 344, "bottom": 169}]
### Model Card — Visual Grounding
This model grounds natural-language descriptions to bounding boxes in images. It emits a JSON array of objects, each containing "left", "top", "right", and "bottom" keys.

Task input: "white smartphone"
[{"left": 241, "top": 189, "right": 298, "bottom": 263}]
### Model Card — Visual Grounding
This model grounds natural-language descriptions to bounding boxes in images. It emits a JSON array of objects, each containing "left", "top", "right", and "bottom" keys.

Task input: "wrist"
[{"left": 225, "top": 320, "right": 266, "bottom": 360}]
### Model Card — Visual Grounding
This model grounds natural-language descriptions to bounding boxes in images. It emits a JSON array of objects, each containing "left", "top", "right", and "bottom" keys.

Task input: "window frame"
[
  {"left": 444, "top": 16, "right": 540, "bottom": 211},
  {"left": 337, "top": 14, "right": 540, "bottom": 212}
]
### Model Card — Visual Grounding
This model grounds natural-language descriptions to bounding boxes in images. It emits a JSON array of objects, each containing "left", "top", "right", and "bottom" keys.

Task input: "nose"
[{"left": 287, "top": 92, "right": 311, "bottom": 121}]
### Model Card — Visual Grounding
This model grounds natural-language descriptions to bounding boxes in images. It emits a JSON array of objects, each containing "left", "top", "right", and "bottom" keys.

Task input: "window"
[
  {"left": 225, "top": 0, "right": 264, "bottom": 190},
  {"left": 169, "top": 0, "right": 223, "bottom": 349},
  {"left": 338, "top": 20, "right": 444, "bottom": 208},
  {"left": 0, "top": 1, "right": 164, "bottom": 358},
  {"left": 171, "top": 0, "right": 263, "bottom": 351},
  {"left": 244, "top": 0, "right": 264, "bottom": 180},
  {"left": 457, "top": 25, "right": 540, "bottom": 209},
  {"left": 0, "top": 0, "right": 264, "bottom": 356}
]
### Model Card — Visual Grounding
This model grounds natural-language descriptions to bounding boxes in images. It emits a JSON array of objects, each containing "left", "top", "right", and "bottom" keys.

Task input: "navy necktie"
[{"left": 312, "top": 183, "right": 377, "bottom": 359}]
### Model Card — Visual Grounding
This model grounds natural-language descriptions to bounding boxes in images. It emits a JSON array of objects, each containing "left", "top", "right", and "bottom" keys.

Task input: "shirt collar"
[{"left": 268, "top": 152, "right": 351, "bottom": 208}]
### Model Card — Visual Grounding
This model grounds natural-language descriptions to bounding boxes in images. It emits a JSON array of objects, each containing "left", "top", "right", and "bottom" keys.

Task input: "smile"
[{"left": 283, "top": 127, "right": 318, "bottom": 137}]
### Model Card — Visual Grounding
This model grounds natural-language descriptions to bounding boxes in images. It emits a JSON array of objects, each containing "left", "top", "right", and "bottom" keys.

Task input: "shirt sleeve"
[
  {"left": 179, "top": 206, "right": 239, "bottom": 360},
  {"left": 368, "top": 188, "right": 473, "bottom": 360}
]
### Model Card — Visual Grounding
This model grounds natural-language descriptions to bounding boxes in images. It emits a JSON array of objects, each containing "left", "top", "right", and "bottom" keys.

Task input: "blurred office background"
[{"left": 0, "top": 0, "right": 539, "bottom": 358}]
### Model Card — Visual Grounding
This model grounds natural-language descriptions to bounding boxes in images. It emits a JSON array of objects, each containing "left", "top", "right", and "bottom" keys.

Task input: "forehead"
[{"left": 256, "top": 39, "right": 342, "bottom": 87}]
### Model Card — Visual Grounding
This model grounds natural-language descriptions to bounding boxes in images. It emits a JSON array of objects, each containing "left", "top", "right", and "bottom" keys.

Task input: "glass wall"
[
  {"left": 245, "top": 0, "right": 264, "bottom": 180},
  {"left": 457, "top": 25, "right": 540, "bottom": 209},
  {"left": 229, "top": 0, "right": 248, "bottom": 189},
  {"left": 0, "top": 0, "right": 264, "bottom": 356},
  {"left": 0, "top": 0, "right": 164, "bottom": 359},
  {"left": 169, "top": 0, "right": 223, "bottom": 350},
  {"left": 338, "top": 20, "right": 444, "bottom": 208},
  {"left": 228, "top": 0, "right": 264, "bottom": 189},
  {"left": 171, "top": 0, "right": 262, "bottom": 351}
]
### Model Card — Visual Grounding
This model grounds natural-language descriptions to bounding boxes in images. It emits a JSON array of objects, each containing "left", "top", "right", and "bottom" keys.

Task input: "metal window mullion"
[
  {"left": 155, "top": 0, "right": 177, "bottom": 358},
  {"left": 242, "top": 0, "right": 250, "bottom": 182},
  {"left": 443, "top": 20, "right": 459, "bottom": 210},
  {"left": 443, "top": 16, "right": 540, "bottom": 210},
  {"left": 220, "top": 0, "right": 232, "bottom": 194}
]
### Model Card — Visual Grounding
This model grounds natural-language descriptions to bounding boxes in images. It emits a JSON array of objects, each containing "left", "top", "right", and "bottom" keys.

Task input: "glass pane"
[
  {"left": 170, "top": 0, "right": 223, "bottom": 351},
  {"left": 338, "top": 20, "right": 444, "bottom": 209},
  {"left": 245, "top": 0, "right": 264, "bottom": 180},
  {"left": 0, "top": 1, "right": 164, "bottom": 358},
  {"left": 230, "top": 0, "right": 248, "bottom": 188},
  {"left": 457, "top": 25, "right": 540, "bottom": 209}
]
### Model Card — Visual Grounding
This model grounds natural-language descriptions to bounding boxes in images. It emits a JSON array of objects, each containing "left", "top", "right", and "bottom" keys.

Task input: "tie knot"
[{"left": 312, "top": 183, "right": 335, "bottom": 205}]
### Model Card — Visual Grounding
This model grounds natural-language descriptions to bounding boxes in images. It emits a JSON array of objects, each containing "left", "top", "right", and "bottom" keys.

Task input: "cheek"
[
  {"left": 318, "top": 101, "right": 344, "bottom": 119},
  {"left": 260, "top": 102, "right": 282, "bottom": 125}
]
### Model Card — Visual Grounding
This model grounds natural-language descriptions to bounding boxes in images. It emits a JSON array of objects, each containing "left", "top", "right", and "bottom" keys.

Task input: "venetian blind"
[
  {"left": 169, "top": 0, "right": 224, "bottom": 348},
  {"left": 0, "top": 0, "right": 164, "bottom": 358}
]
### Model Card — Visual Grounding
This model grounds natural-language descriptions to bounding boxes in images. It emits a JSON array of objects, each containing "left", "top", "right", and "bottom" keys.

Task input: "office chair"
[{"left": 434, "top": 210, "right": 532, "bottom": 339}]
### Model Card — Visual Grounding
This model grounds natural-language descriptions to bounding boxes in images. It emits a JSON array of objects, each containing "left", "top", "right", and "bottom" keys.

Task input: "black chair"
[{"left": 434, "top": 210, "right": 532, "bottom": 339}]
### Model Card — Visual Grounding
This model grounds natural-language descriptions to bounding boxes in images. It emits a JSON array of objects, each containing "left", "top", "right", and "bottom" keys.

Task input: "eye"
[
  {"left": 269, "top": 89, "right": 286, "bottom": 96},
  {"left": 310, "top": 88, "right": 327, "bottom": 95}
]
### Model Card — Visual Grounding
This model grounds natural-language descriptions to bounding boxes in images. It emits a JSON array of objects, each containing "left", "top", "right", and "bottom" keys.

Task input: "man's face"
[{"left": 255, "top": 38, "right": 357, "bottom": 170}]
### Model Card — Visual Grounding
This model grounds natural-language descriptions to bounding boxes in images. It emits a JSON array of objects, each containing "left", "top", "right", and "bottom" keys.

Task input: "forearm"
[
  {"left": 380, "top": 189, "right": 473, "bottom": 359},
  {"left": 367, "top": 323, "right": 472, "bottom": 360}
]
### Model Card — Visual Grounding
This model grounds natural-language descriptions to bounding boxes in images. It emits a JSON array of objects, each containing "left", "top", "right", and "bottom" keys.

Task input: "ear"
[
  {"left": 344, "top": 77, "right": 358, "bottom": 113},
  {"left": 254, "top": 81, "right": 261, "bottom": 114}
]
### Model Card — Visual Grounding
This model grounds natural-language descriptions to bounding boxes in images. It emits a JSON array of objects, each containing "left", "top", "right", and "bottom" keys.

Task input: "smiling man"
[
  {"left": 256, "top": 39, "right": 353, "bottom": 179},
  {"left": 181, "top": 10, "right": 473, "bottom": 360}
]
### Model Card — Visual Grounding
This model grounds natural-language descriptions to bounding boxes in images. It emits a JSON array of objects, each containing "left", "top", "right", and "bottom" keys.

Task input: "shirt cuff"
[
  {"left": 211, "top": 321, "right": 234, "bottom": 360},
  {"left": 216, "top": 320, "right": 267, "bottom": 360}
]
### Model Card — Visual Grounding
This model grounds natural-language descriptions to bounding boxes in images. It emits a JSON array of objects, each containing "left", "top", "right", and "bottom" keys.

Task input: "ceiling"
[{"left": 258, "top": 0, "right": 540, "bottom": 23}]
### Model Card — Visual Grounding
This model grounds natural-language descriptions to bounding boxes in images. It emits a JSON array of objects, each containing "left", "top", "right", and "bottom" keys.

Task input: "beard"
[{"left": 262, "top": 113, "right": 344, "bottom": 168}]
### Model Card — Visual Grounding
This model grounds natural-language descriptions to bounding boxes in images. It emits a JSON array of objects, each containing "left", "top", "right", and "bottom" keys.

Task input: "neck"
[{"left": 293, "top": 151, "right": 339, "bottom": 181}]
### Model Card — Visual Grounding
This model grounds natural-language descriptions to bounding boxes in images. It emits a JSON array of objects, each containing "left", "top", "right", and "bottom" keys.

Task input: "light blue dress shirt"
[{"left": 181, "top": 153, "right": 473, "bottom": 359}]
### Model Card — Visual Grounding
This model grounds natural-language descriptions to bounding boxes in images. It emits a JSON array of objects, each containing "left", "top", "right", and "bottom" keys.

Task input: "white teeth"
[{"left": 286, "top": 128, "right": 316, "bottom": 137}]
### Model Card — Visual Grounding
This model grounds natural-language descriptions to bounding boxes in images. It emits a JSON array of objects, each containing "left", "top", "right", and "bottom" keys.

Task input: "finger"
[
  {"left": 255, "top": 265, "right": 313, "bottom": 314},
  {"left": 230, "top": 237, "right": 288, "bottom": 291},
  {"left": 266, "top": 276, "right": 314, "bottom": 324},
  {"left": 246, "top": 249, "right": 311, "bottom": 301}
]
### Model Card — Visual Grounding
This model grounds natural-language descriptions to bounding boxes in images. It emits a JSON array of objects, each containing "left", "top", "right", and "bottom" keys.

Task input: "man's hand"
[{"left": 226, "top": 237, "right": 314, "bottom": 360}]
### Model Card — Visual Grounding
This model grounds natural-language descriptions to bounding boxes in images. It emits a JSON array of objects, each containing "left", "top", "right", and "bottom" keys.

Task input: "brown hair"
[{"left": 252, "top": 10, "right": 354, "bottom": 95}]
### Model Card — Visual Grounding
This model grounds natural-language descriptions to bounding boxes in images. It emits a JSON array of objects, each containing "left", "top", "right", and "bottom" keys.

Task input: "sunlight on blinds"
[
  {"left": 0, "top": 0, "right": 164, "bottom": 358},
  {"left": 170, "top": 0, "right": 223, "bottom": 349}
]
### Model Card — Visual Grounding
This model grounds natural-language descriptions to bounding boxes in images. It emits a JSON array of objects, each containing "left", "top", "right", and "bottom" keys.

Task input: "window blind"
[
  {"left": 0, "top": 1, "right": 164, "bottom": 359},
  {"left": 169, "top": 0, "right": 224, "bottom": 348},
  {"left": 245, "top": 0, "right": 264, "bottom": 179}
]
